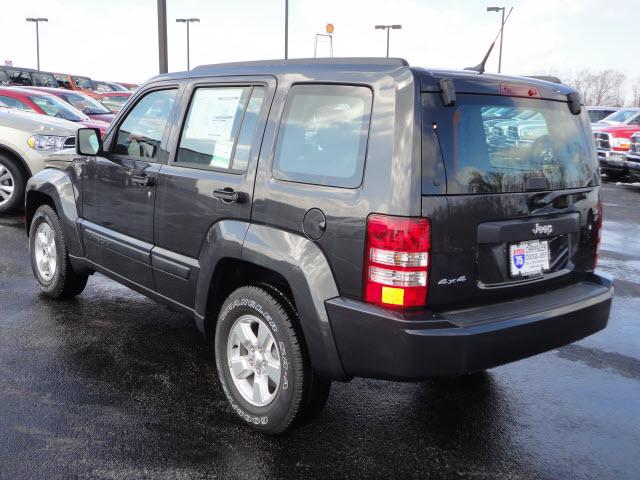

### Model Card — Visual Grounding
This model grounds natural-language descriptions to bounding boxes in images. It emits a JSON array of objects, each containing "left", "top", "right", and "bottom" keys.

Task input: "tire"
[
  {"left": 29, "top": 205, "right": 88, "bottom": 298},
  {"left": 0, "top": 153, "right": 26, "bottom": 214},
  {"left": 214, "top": 285, "right": 330, "bottom": 434}
]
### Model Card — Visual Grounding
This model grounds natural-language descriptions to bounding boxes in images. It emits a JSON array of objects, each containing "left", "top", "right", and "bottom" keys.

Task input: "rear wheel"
[
  {"left": 214, "top": 285, "right": 330, "bottom": 434},
  {"left": 29, "top": 205, "right": 88, "bottom": 298},
  {"left": 0, "top": 154, "right": 26, "bottom": 214}
]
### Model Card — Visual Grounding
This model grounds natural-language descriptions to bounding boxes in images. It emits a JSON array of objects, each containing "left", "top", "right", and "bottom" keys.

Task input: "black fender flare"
[
  {"left": 241, "top": 224, "right": 346, "bottom": 380},
  {"left": 25, "top": 168, "right": 84, "bottom": 258}
]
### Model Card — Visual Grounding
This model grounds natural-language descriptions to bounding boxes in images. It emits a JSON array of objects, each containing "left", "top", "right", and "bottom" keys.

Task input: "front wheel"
[
  {"left": 0, "top": 154, "right": 26, "bottom": 214},
  {"left": 214, "top": 285, "right": 330, "bottom": 434},
  {"left": 29, "top": 205, "right": 88, "bottom": 298}
]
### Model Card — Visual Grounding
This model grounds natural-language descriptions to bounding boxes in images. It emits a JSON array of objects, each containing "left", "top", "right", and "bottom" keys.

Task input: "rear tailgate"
[{"left": 419, "top": 76, "right": 600, "bottom": 309}]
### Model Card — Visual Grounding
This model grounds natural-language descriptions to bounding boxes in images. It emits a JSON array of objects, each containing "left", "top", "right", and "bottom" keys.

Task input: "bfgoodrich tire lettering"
[
  {"left": 215, "top": 285, "right": 328, "bottom": 434},
  {"left": 29, "top": 205, "right": 88, "bottom": 298}
]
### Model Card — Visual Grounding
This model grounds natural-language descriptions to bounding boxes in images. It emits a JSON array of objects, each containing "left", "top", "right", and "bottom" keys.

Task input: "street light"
[
  {"left": 374, "top": 24, "right": 402, "bottom": 58},
  {"left": 26, "top": 17, "right": 48, "bottom": 70},
  {"left": 176, "top": 18, "right": 200, "bottom": 71},
  {"left": 284, "top": 0, "right": 289, "bottom": 59},
  {"left": 487, "top": 6, "right": 505, "bottom": 73}
]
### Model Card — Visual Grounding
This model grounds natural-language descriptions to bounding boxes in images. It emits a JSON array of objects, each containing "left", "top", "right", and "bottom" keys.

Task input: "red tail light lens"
[
  {"left": 501, "top": 83, "right": 541, "bottom": 98},
  {"left": 364, "top": 215, "right": 431, "bottom": 308},
  {"left": 593, "top": 201, "right": 603, "bottom": 270}
]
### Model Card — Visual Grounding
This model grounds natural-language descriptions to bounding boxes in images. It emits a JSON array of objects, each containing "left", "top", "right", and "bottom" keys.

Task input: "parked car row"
[
  {"left": 0, "top": 65, "right": 134, "bottom": 112},
  {"left": 590, "top": 107, "right": 640, "bottom": 181}
]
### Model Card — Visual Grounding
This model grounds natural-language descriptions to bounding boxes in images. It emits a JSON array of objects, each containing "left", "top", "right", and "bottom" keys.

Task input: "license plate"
[{"left": 509, "top": 240, "right": 550, "bottom": 277}]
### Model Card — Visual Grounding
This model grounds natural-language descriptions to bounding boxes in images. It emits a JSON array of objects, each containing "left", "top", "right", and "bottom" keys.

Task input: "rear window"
[{"left": 423, "top": 94, "right": 597, "bottom": 194}]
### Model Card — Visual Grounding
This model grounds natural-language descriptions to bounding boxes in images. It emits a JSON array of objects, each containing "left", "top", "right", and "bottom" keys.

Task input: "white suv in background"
[{"left": 0, "top": 106, "right": 77, "bottom": 213}]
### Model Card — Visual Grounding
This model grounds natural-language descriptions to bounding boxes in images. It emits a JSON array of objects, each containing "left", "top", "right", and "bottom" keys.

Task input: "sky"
[{"left": 1, "top": 0, "right": 639, "bottom": 86}]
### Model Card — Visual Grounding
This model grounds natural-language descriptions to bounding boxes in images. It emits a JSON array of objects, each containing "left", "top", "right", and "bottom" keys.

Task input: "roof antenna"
[{"left": 465, "top": 7, "right": 514, "bottom": 74}]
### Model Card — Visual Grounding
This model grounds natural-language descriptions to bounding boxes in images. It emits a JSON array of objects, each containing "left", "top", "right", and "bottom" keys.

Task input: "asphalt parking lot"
[{"left": 0, "top": 181, "right": 638, "bottom": 480}]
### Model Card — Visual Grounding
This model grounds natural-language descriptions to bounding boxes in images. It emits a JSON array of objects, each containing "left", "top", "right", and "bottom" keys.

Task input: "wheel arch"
[
  {"left": 25, "top": 168, "right": 84, "bottom": 258},
  {"left": 196, "top": 221, "right": 347, "bottom": 380},
  {"left": 0, "top": 144, "right": 32, "bottom": 179}
]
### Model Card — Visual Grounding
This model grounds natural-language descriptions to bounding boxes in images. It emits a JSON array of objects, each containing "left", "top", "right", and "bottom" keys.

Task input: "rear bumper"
[{"left": 326, "top": 273, "right": 613, "bottom": 380}]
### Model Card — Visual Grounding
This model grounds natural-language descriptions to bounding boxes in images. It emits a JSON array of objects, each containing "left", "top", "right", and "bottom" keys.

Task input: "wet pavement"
[{"left": 0, "top": 182, "right": 639, "bottom": 480}]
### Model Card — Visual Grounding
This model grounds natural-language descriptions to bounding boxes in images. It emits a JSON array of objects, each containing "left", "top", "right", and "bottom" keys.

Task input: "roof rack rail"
[{"left": 192, "top": 57, "right": 409, "bottom": 71}]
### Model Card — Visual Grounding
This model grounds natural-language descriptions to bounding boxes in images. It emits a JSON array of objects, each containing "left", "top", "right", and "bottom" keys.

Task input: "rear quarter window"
[
  {"left": 273, "top": 84, "right": 373, "bottom": 188},
  {"left": 423, "top": 93, "right": 597, "bottom": 194}
]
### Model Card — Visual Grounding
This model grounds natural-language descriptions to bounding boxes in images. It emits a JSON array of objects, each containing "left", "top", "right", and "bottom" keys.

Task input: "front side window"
[
  {"left": 273, "top": 84, "right": 373, "bottom": 188},
  {"left": 7, "top": 70, "right": 31, "bottom": 86},
  {"left": 176, "top": 86, "right": 264, "bottom": 170},
  {"left": 55, "top": 74, "right": 71, "bottom": 88},
  {"left": 0, "top": 70, "right": 10, "bottom": 85},
  {"left": 112, "top": 89, "right": 177, "bottom": 160},
  {"left": 0, "top": 95, "right": 35, "bottom": 112},
  {"left": 31, "top": 72, "right": 58, "bottom": 87}
]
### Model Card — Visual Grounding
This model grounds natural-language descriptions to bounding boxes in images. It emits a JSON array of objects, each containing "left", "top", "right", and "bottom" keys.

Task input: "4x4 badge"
[{"left": 532, "top": 223, "right": 553, "bottom": 236}]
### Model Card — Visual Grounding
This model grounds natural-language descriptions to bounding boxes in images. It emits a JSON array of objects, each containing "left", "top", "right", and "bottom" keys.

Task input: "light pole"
[
  {"left": 176, "top": 18, "right": 200, "bottom": 71},
  {"left": 374, "top": 24, "right": 402, "bottom": 58},
  {"left": 284, "top": 0, "right": 289, "bottom": 59},
  {"left": 26, "top": 17, "right": 48, "bottom": 70},
  {"left": 487, "top": 6, "right": 505, "bottom": 73}
]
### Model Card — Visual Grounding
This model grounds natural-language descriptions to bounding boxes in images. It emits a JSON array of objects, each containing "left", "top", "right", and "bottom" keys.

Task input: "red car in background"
[
  {"left": 594, "top": 124, "right": 640, "bottom": 180},
  {"left": 24, "top": 86, "right": 115, "bottom": 123},
  {"left": 93, "top": 91, "right": 132, "bottom": 112},
  {"left": 0, "top": 87, "right": 109, "bottom": 136}
]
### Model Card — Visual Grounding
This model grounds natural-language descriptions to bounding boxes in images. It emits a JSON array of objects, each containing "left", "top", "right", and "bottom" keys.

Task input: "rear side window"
[
  {"left": 0, "top": 70, "right": 9, "bottom": 84},
  {"left": 273, "top": 84, "right": 373, "bottom": 188},
  {"left": 176, "top": 86, "right": 264, "bottom": 171},
  {"left": 423, "top": 94, "right": 597, "bottom": 194},
  {"left": 112, "top": 89, "right": 177, "bottom": 160}
]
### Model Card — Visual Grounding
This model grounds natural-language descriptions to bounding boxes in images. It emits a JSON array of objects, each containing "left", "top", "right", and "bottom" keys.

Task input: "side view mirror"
[{"left": 76, "top": 127, "right": 102, "bottom": 156}]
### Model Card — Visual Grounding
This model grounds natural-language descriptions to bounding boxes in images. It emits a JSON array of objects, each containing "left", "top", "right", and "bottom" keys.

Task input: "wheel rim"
[
  {"left": 0, "top": 163, "right": 15, "bottom": 207},
  {"left": 34, "top": 222, "right": 57, "bottom": 281},
  {"left": 226, "top": 314, "right": 281, "bottom": 407}
]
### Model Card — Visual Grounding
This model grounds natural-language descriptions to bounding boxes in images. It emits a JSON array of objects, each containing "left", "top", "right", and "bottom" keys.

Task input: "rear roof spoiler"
[{"left": 525, "top": 75, "right": 563, "bottom": 85}]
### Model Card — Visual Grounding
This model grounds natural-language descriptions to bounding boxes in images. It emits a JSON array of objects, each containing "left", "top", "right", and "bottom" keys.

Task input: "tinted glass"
[
  {"left": 31, "top": 72, "right": 58, "bottom": 87},
  {"left": 423, "top": 93, "right": 596, "bottom": 194},
  {"left": 29, "top": 94, "right": 86, "bottom": 122},
  {"left": 0, "top": 95, "right": 35, "bottom": 112},
  {"left": 99, "top": 95, "right": 129, "bottom": 111},
  {"left": 176, "top": 86, "right": 253, "bottom": 169},
  {"left": 60, "top": 91, "right": 111, "bottom": 115},
  {"left": 0, "top": 70, "right": 9, "bottom": 84},
  {"left": 7, "top": 70, "right": 31, "bottom": 85},
  {"left": 55, "top": 74, "right": 71, "bottom": 88},
  {"left": 627, "top": 114, "right": 640, "bottom": 126},
  {"left": 588, "top": 109, "right": 616, "bottom": 123},
  {"left": 232, "top": 87, "right": 265, "bottom": 170},
  {"left": 273, "top": 84, "right": 373, "bottom": 188},
  {"left": 73, "top": 77, "right": 93, "bottom": 90},
  {"left": 113, "top": 89, "right": 177, "bottom": 160}
]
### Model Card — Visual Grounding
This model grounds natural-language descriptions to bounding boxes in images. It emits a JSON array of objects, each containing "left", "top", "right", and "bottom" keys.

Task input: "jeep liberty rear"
[{"left": 25, "top": 59, "right": 612, "bottom": 434}]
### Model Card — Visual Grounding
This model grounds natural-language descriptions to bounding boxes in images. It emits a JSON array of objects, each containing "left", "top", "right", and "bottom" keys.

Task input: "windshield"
[
  {"left": 29, "top": 94, "right": 87, "bottom": 122},
  {"left": 60, "top": 91, "right": 111, "bottom": 114},
  {"left": 601, "top": 109, "right": 638, "bottom": 124},
  {"left": 31, "top": 72, "right": 58, "bottom": 87},
  {"left": 588, "top": 109, "right": 615, "bottom": 123},
  {"left": 73, "top": 76, "right": 94, "bottom": 90},
  {"left": 423, "top": 94, "right": 597, "bottom": 194}
]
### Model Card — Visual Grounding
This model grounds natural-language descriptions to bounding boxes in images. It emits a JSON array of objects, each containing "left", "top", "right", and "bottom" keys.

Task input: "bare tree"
[
  {"left": 563, "top": 69, "right": 627, "bottom": 107},
  {"left": 630, "top": 77, "right": 640, "bottom": 107}
]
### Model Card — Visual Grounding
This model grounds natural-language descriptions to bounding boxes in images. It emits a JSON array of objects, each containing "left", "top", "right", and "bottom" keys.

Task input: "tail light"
[
  {"left": 593, "top": 201, "right": 603, "bottom": 270},
  {"left": 364, "top": 215, "right": 431, "bottom": 308}
]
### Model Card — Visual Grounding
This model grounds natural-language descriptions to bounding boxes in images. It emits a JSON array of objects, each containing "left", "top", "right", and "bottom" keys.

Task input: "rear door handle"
[
  {"left": 213, "top": 187, "right": 243, "bottom": 203},
  {"left": 131, "top": 174, "right": 155, "bottom": 187}
]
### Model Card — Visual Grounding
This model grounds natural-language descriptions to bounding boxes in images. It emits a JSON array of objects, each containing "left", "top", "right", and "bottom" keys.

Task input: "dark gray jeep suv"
[{"left": 25, "top": 58, "right": 613, "bottom": 434}]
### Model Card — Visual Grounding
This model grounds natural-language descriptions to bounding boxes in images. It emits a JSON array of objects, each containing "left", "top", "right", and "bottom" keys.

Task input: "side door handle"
[
  {"left": 131, "top": 174, "right": 155, "bottom": 187},
  {"left": 213, "top": 187, "right": 243, "bottom": 203}
]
